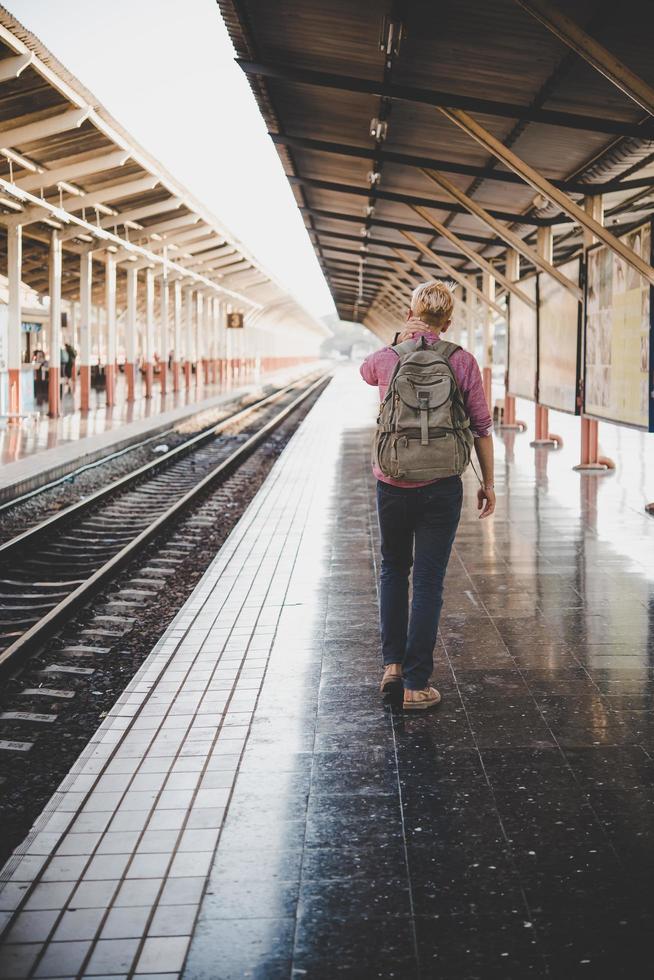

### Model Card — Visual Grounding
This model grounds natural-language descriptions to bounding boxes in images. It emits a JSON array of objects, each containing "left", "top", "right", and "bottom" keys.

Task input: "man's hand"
[
  {"left": 396, "top": 328, "right": 415, "bottom": 343},
  {"left": 477, "top": 486, "right": 496, "bottom": 519}
]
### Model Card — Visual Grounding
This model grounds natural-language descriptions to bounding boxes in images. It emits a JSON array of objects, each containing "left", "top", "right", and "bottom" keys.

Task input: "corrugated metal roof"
[{"left": 218, "top": 0, "right": 654, "bottom": 330}]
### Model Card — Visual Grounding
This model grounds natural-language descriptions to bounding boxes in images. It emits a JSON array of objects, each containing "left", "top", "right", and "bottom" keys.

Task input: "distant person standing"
[{"left": 360, "top": 281, "right": 495, "bottom": 710}]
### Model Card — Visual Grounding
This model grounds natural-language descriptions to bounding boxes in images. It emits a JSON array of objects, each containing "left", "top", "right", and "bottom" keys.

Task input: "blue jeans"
[{"left": 376, "top": 477, "right": 463, "bottom": 690}]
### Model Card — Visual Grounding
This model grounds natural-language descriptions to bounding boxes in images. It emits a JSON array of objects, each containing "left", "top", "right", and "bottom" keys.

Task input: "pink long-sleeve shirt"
[{"left": 360, "top": 324, "right": 493, "bottom": 488}]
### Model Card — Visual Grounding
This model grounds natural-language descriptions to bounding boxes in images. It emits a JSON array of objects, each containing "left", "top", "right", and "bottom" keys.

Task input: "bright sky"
[{"left": 6, "top": 0, "right": 336, "bottom": 321}]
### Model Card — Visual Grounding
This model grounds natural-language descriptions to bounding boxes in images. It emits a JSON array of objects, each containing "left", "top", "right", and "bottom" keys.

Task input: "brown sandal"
[{"left": 380, "top": 663, "right": 403, "bottom": 693}]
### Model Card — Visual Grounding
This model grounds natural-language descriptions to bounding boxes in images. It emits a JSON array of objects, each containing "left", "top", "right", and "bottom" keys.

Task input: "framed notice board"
[
  {"left": 537, "top": 256, "right": 582, "bottom": 415},
  {"left": 584, "top": 219, "right": 654, "bottom": 431},
  {"left": 507, "top": 274, "right": 538, "bottom": 401}
]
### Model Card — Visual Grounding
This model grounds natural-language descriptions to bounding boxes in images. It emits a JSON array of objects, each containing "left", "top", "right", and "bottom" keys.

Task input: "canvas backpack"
[{"left": 373, "top": 336, "right": 474, "bottom": 482}]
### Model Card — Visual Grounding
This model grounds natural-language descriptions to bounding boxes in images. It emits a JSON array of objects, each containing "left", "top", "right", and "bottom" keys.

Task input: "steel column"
[
  {"left": 195, "top": 292, "right": 203, "bottom": 389},
  {"left": 104, "top": 252, "right": 117, "bottom": 407},
  {"left": 125, "top": 266, "right": 137, "bottom": 402},
  {"left": 574, "top": 195, "right": 615, "bottom": 473},
  {"left": 184, "top": 287, "right": 193, "bottom": 390},
  {"left": 79, "top": 249, "right": 93, "bottom": 412},
  {"left": 482, "top": 269, "right": 495, "bottom": 411},
  {"left": 172, "top": 279, "right": 182, "bottom": 392},
  {"left": 159, "top": 268, "right": 169, "bottom": 397},
  {"left": 7, "top": 224, "right": 22, "bottom": 420},
  {"left": 144, "top": 266, "right": 155, "bottom": 399},
  {"left": 48, "top": 231, "right": 62, "bottom": 418}
]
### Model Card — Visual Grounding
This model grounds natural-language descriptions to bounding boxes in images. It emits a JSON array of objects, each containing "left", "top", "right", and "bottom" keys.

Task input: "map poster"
[
  {"left": 538, "top": 257, "right": 582, "bottom": 415},
  {"left": 507, "top": 275, "right": 538, "bottom": 401},
  {"left": 585, "top": 220, "right": 653, "bottom": 431}
]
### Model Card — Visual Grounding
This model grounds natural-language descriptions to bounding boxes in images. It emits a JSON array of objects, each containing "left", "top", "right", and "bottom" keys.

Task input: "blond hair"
[{"left": 410, "top": 280, "right": 455, "bottom": 328}]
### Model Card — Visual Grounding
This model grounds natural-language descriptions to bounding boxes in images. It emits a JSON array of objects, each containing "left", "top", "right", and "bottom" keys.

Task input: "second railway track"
[{"left": 0, "top": 371, "right": 331, "bottom": 674}]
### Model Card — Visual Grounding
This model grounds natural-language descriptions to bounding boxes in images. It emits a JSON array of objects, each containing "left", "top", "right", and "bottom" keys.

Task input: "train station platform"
[
  {"left": 0, "top": 365, "right": 653, "bottom": 979},
  {"left": 0, "top": 365, "right": 319, "bottom": 504}
]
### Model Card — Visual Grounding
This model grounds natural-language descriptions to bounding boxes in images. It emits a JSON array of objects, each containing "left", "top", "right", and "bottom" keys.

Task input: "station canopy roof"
[
  {"left": 219, "top": 0, "right": 654, "bottom": 333},
  {"left": 0, "top": 4, "right": 326, "bottom": 331}
]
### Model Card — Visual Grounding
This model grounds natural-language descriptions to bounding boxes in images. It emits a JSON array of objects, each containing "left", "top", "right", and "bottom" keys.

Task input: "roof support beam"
[
  {"left": 437, "top": 109, "right": 654, "bottom": 285},
  {"left": 237, "top": 59, "right": 654, "bottom": 139},
  {"left": 132, "top": 215, "right": 200, "bottom": 239},
  {"left": 411, "top": 204, "right": 537, "bottom": 309},
  {"left": 399, "top": 234, "right": 504, "bottom": 317},
  {"left": 0, "top": 52, "right": 33, "bottom": 82},
  {"left": 421, "top": 168, "right": 582, "bottom": 298},
  {"left": 271, "top": 132, "right": 654, "bottom": 196},
  {"left": 17, "top": 150, "right": 130, "bottom": 193},
  {"left": 0, "top": 108, "right": 90, "bottom": 151},
  {"left": 289, "top": 174, "right": 552, "bottom": 226},
  {"left": 98, "top": 198, "right": 183, "bottom": 229},
  {"left": 514, "top": 0, "right": 654, "bottom": 116},
  {"left": 300, "top": 206, "right": 501, "bottom": 246},
  {"left": 392, "top": 246, "right": 455, "bottom": 286}
]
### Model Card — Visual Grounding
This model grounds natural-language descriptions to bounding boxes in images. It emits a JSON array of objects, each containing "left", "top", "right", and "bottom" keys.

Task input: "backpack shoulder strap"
[
  {"left": 429, "top": 338, "right": 461, "bottom": 360},
  {"left": 390, "top": 338, "right": 422, "bottom": 358}
]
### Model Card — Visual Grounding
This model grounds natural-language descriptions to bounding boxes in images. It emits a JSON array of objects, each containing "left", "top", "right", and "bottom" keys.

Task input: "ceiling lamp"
[{"left": 370, "top": 118, "right": 388, "bottom": 142}]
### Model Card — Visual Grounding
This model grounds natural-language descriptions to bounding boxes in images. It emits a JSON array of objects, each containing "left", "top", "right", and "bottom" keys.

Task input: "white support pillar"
[
  {"left": 7, "top": 223, "right": 22, "bottom": 419},
  {"left": 502, "top": 249, "right": 520, "bottom": 428},
  {"left": 482, "top": 268, "right": 495, "bottom": 412},
  {"left": 48, "top": 230, "right": 62, "bottom": 417},
  {"left": 576, "top": 195, "right": 612, "bottom": 471},
  {"left": 105, "top": 251, "right": 117, "bottom": 407},
  {"left": 172, "top": 279, "right": 182, "bottom": 392},
  {"left": 531, "top": 227, "right": 560, "bottom": 447},
  {"left": 194, "top": 291, "right": 203, "bottom": 389},
  {"left": 184, "top": 287, "right": 193, "bottom": 390},
  {"left": 465, "top": 288, "right": 475, "bottom": 355},
  {"left": 125, "top": 266, "right": 137, "bottom": 401},
  {"left": 202, "top": 293, "right": 211, "bottom": 385},
  {"left": 144, "top": 266, "right": 155, "bottom": 399},
  {"left": 159, "top": 257, "right": 169, "bottom": 397},
  {"left": 210, "top": 296, "right": 218, "bottom": 384}
]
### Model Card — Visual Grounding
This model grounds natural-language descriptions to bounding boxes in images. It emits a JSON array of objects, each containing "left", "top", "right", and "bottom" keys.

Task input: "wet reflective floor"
[
  {"left": 0, "top": 367, "right": 652, "bottom": 979},
  {"left": 186, "top": 376, "right": 654, "bottom": 979}
]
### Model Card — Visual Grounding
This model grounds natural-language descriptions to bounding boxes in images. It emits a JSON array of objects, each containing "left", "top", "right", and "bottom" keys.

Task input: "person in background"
[{"left": 360, "top": 281, "right": 496, "bottom": 710}]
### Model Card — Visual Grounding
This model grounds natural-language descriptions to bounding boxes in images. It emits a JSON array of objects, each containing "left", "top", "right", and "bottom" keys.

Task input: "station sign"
[{"left": 226, "top": 311, "right": 244, "bottom": 329}]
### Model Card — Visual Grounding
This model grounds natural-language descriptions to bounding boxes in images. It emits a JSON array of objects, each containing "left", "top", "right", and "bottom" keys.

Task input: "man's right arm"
[{"left": 360, "top": 351, "right": 379, "bottom": 386}]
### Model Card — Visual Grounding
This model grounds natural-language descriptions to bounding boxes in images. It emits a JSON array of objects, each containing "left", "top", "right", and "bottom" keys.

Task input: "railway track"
[{"left": 0, "top": 371, "right": 330, "bottom": 676}]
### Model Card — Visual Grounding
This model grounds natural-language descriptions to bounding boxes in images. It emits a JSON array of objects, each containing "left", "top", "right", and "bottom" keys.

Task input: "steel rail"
[
  {"left": 0, "top": 373, "right": 331, "bottom": 677},
  {"left": 0, "top": 371, "right": 323, "bottom": 561}
]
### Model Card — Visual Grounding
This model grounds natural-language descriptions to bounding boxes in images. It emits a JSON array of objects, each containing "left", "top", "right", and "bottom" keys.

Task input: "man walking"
[{"left": 360, "top": 281, "right": 495, "bottom": 709}]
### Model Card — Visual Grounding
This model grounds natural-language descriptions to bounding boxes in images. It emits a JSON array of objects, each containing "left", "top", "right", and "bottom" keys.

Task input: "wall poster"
[
  {"left": 507, "top": 274, "right": 537, "bottom": 401},
  {"left": 538, "top": 257, "right": 581, "bottom": 414},
  {"left": 585, "top": 220, "right": 653, "bottom": 430}
]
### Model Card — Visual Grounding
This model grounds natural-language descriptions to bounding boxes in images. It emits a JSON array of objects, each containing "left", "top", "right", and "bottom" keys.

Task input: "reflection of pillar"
[
  {"left": 79, "top": 252, "right": 92, "bottom": 411},
  {"left": 7, "top": 223, "right": 22, "bottom": 420},
  {"left": 125, "top": 266, "right": 137, "bottom": 401},
  {"left": 172, "top": 279, "right": 181, "bottom": 392},
  {"left": 160, "top": 268, "right": 169, "bottom": 397},
  {"left": 482, "top": 269, "right": 494, "bottom": 411},
  {"left": 105, "top": 252, "right": 116, "bottom": 407},
  {"left": 144, "top": 267, "right": 155, "bottom": 399},
  {"left": 184, "top": 287, "right": 193, "bottom": 390},
  {"left": 48, "top": 230, "right": 62, "bottom": 418}
]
